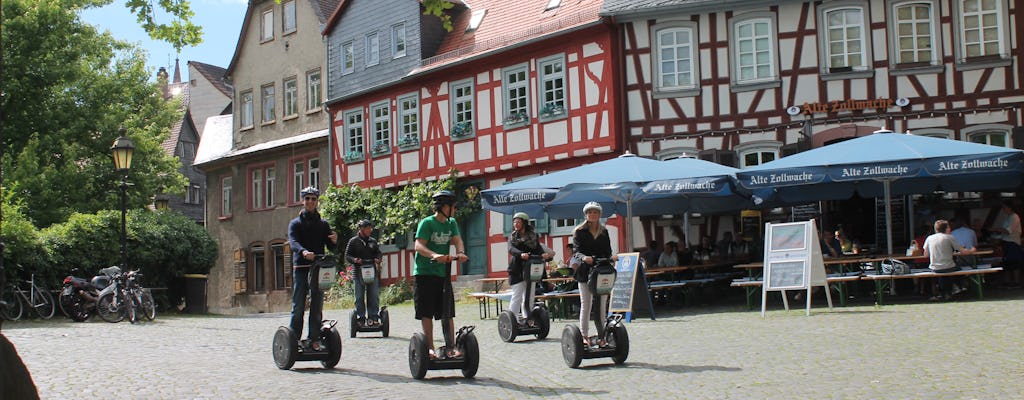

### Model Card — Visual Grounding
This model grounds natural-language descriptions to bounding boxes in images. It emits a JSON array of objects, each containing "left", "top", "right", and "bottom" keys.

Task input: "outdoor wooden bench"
[
  {"left": 860, "top": 265, "right": 1003, "bottom": 305},
  {"left": 536, "top": 289, "right": 580, "bottom": 320},
  {"left": 731, "top": 273, "right": 863, "bottom": 309},
  {"left": 466, "top": 291, "right": 511, "bottom": 320}
]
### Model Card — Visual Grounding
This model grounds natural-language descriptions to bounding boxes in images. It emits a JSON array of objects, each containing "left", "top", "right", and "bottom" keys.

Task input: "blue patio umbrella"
[
  {"left": 736, "top": 129, "right": 1024, "bottom": 253},
  {"left": 481, "top": 153, "right": 754, "bottom": 250}
]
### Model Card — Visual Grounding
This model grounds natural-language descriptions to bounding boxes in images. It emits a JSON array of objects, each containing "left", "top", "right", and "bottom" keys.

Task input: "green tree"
[{"left": 1, "top": 0, "right": 187, "bottom": 228}]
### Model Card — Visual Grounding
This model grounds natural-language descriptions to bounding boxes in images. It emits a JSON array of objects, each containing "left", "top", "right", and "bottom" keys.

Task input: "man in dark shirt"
[
  {"left": 287, "top": 187, "right": 338, "bottom": 347},
  {"left": 345, "top": 219, "right": 383, "bottom": 325}
]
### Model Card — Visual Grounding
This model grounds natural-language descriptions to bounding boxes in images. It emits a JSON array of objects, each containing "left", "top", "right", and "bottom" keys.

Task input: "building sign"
[{"left": 789, "top": 98, "right": 908, "bottom": 116}]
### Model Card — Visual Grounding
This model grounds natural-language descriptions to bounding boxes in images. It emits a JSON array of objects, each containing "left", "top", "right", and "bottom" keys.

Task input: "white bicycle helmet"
[{"left": 583, "top": 201, "right": 602, "bottom": 214}]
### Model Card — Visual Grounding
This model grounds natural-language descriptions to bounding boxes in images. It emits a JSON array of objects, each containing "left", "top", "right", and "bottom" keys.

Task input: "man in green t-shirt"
[{"left": 413, "top": 190, "right": 468, "bottom": 358}]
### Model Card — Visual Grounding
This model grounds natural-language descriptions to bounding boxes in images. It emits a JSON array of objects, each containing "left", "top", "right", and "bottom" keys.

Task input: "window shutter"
[
  {"left": 503, "top": 213, "right": 513, "bottom": 236},
  {"left": 233, "top": 248, "right": 247, "bottom": 294}
]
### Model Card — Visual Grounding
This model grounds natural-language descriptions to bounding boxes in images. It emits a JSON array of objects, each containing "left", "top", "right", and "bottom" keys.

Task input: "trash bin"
[{"left": 183, "top": 274, "right": 208, "bottom": 314}]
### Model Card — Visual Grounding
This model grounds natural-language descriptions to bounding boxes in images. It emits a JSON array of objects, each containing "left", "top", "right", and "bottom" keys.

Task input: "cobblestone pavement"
[{"left": 5, "top": 289, "right": 1024, "bottom": 399}]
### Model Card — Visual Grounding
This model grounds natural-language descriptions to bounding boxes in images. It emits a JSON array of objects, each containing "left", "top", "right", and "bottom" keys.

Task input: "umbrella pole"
[
  {"left": 884, "top": 180, "right": 894, "bottom": 255},
  {"left": 626, "top": 198, "right": 634, "bottom": 253}
]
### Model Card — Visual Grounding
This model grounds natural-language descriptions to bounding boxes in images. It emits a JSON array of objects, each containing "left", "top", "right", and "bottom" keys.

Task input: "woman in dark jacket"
[
  {"left": 507, "top": 212, "right": 553, "bottom": 325},
  {"left": 572, "top": 202, "right": 617, "bottom": 346}
]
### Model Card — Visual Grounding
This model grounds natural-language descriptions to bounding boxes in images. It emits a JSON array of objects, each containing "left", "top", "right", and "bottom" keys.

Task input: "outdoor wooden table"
[
  {"left": 860, "top": 266, "right": 1003, "bottom": 304},
  {"left": 477, "top": 277, "right": 507, "bottom": 293}
]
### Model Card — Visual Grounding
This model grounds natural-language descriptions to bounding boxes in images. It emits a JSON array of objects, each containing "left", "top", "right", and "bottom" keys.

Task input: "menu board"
[
  {"left": 608, "top": 253, "right": 653, "bottom": 320},
  {"left": 767, "top": 260, "right": 805, "bottom": 289},
  {"left": 762, "top": 220, "right": 832, "bottom": 317}
]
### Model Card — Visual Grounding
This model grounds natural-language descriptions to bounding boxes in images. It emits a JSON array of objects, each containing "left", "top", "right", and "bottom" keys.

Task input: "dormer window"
[
  {"left": 546, "top": 0, "right": 560, "bottom": 10},
  {"left": 467, "top": 9, "right": 486, "bottom": 32}
]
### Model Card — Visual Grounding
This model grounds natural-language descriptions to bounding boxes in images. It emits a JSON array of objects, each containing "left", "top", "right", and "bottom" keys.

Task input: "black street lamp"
[{"left": 111, "top": 129, "right": 134, "bottom": 270}]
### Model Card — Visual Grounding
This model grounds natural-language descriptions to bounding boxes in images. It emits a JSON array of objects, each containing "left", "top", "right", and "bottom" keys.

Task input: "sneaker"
[
  {"left": 928, "top": 296, "right": 944, "bottom": 302},
  {"left": 952, "top": 285, "right": 966, "bottom": 295}
]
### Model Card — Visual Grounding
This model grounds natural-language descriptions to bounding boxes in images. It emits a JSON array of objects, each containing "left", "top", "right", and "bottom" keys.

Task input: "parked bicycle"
[
  {"left": 1, "top": 266, "right": 56, "bottom": 321},
  {"left": 96, "top": 268, "right": 154, "bottom": 323}
]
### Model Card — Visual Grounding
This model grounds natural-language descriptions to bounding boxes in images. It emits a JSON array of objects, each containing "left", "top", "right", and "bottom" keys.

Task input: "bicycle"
[{"left": 1, "top": 270, "right": 56, "bottom": 321}]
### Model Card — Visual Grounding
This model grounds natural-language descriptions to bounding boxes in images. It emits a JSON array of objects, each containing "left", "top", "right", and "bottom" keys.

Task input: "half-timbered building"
[{"left": 323, "top": 0, "right": 622, "bottom": 280}]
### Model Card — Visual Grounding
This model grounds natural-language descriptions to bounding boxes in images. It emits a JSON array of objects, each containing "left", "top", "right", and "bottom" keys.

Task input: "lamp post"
[{"left": 111, "top": 129, "right": 134, "bottom": 270}]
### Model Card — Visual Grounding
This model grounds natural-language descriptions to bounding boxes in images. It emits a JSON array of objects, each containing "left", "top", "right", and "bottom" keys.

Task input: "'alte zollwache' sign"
[{"left": 786, "top": 98, "right": 909, "bottom": 116}]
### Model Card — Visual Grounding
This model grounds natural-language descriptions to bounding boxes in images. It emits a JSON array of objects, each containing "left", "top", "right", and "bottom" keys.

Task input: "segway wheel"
[
  {"left": 349, "top": 311, "right": 358, "bottom": 338},
  {"left": 497, "top": 310, "right": 518, "bottom": 343},
  {"left": 380, "top": 309, "right": 390, "bottom": 338},
  {"left": 611, "top": 325, "right": 629, "bottom": 365},
  {"left": 533, "top": 307, "right": 550, "bottom": 340},
  {"left": 272, "top": 326, "right": 298, "bottom": 370},
  {"left": 408, "top": 332, "right": 430, "bottom": 380},
  {"left": 561, "top": 325, "right": 584, "bottom": 368},
  {"left": 460, "top": 331, "right": 480, "bottom": 378},
  {"left": 321, "top": 327, "right": 343, "bottom": 369}
]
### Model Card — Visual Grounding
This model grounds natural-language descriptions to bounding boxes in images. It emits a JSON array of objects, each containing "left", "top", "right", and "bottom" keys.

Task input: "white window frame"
[
  {"left": 911, "top": 127, "right": 953, "bottom": 140},
  {"left": 729, "top": 13, "right": 780, "bottom": 91},
  {"left": 398, "top": 94, "right": 419, "bottom": 149},
  {"left": 652, "top": 21, "right": 699, "bottom": 96},
  {"left": 952, "top": 0, "right": 1011, "bottom": 68},
  {"left": 240, "top": 90, "right": 254, "bottom": 129},
  {"left": 221, "top": 176, "right": 232, "bottom": 217},
  {"left": 282, "top": 0, "right": 296, "bottom": 34},
  {"left": 292, "top": 160, "right": 305, "bottom": 203},
  {"left": 189, "top": 183, "right": 201, "bottom": 205},
  {"left": 550, "top": 218, "right": 581, "bottom": 236},
  {"left": 265, "top": 167, "right": 275, "bottom": 208},
  {"left": 963, "top": 124, "right": 1011, "bottom": 147},
  {"left": 341, "top": 42, "right": 354, "bottom": 75},
  {"left": 370, "top": 101, "right": 391, "bottom": 156},
  {"left": 260, "top": 8, "right": 274, "bottom": 42},
  {"left": 735, "top": 142, "right": 781, "bottom": 168},
  {"left": 502, "top": 64, "right": 530, "bottom": 128},
  {"left": 365, "top": 32, "right": 379, "bottom": 67},
  {"left": 305, "top": 70, "right": 321, "bottom": 112},
  {"left": 309, "top": 158, "right": 320, "bottom": 191},
  {"left": 261, "top": 84, "right": 275, "bottom": 124},
  {"left": 449, "top": 79, "right": 474, "bottom": 140},
  {"left": 391, "top": 23, "right": 406, "bottom": 59},
  {"left": 344, "top": 108, "right": 365, "bottom": 162},
  {"left": 887, "top": 0, "right": 942, "bottom": 73},
  {"left": 283, "top": 77, "right": 298, "bottom": 118},
  {"left": 817, "top": 2, "right": 872, "bottom": 78},
  {"left": 537, "top": 54, "right": 566, "bottom": 121}
]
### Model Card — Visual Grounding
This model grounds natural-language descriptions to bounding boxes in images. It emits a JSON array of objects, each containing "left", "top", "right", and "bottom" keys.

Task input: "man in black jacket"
[
  {"left": 287, "top": 187, "right": 338, "bottom": 348},
  {"left": 346, "top": 219, "right": 383, "bottom": 325}
]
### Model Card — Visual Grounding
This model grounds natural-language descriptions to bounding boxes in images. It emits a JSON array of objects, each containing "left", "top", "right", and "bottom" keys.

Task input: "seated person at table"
[
  {"left": 731, "top": 234, "right": 751, "bottom": 260},
  {"left": 717, "top": 232, "right": 736, "bottom": 260},
  {"left": 950, "top": 218, "right": 978, "bottom": 266},
  {"left": 676, "top": 234, "right": 694, "bottom": 266},
  {"left": 657, "top": 241, "right": 679, "bottom": 267},
  {"left": 819, "top": 229, "right": 840, "bottom": 258},
  {"left": 641, "top": 241, "right": 660, "bottom": 269},
  {"left": 923, "top": 219, "right": 975, "bottom": 301},
  {"left": 692, "top": 235, "right": 715, "bottom": 262}
]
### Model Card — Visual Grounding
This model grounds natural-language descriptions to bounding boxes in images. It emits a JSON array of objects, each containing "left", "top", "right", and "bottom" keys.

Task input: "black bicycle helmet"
[
  {"left": 432, "top": 190, "right": 456, "bottom": 206},
  {"left": 300, "top": 186, "right": 320, "bottom": 198},
  {"left": 357, "top": 219, "right": 374, "bottom": 228}
]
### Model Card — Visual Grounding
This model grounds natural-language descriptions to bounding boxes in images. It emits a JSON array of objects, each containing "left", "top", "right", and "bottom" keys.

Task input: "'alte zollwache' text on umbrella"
[
  {"left": 937, "top": 158, "right": 1010, "bottom": 171},
  {"left": 647, "top": 181, "right": 718, "bottom": 192},
  {"left": 748, "top": 172, "right": 814, "bottom": 186},
  {"left": 490, "top": 191, "right": 550, "bottom": 205},
  {"left": 840, "top": 165, "right": 910, "bottom": 178}
]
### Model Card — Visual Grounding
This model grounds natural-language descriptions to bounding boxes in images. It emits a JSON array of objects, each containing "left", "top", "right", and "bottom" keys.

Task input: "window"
[
  {"left": 730, "top": 14, "right": 779, "bottom": 89},
  {"left": 249, "top": 164, "right": 275, "bottom": 210},
  {"left": 261, "top": 9, "right": 274, "bottom": 42},
  {"left": 189, "top": 184, "right": 201, "bottom": 205},
  {"left": 344, "top": 109, "right": 365, "bottom": 161},
  {"left": 820, "top": 5, "right": 868, "bottom": 73},
  {"left": 283, "top": 77, "right": 298, "bottom": 118},
  {"left": 306, "top": 70, "right": 321, "bottom": 111},
  {"left": 550, "top": 218, "right": 580, "bottom": 236},
  {"left": 392, "top": 23, "right": 406, "bottom": 59},
  {"left": 221, "top": 176, "right": 232, "bottom": 217},
  {"left": 179, "top": 142, "right": 195, "bottom": 162},
  {"left": 502, "top": 64, "right": 529, "bottom": 127},
  {"left": 889, "top": 1, "right": 939, "bottom": 67},
  {"left": 398, "top": 94, "right": 419, "bottom": 149},
  {"left": 370, "top": 102, "right": 391, "bottom": 156},
  {"left": 953, "top": 0, "right": 1009, "bottom": 65},
  {"left": 282, "top": 0, "right": 296, "bottom": 34},
  {"left": 449, "top": 80, "right": 474, "bottom": 139},
  {"left": 969, "top": 132, "right": 1007, "bottom": 147},
  {"left": 365, "top": 32, "right": 379, "bottom": 67},
  {"left": 653, "top": 23, "right": 698, "bottom": 94},
  {"left": 340, "top": 42, "right": 354, "bottom": 75},
  {"left": 309, "top": 158, "right": 320, "bottom": 192},
  {"left": 546, "top": 0, "right": 561, "bottom": 10},
  {"left": 272, "top": 242, "right": 290, "bottom": 290},
  {"left": 290, "top": 156, "right": 319, "bottom": 204},
  {"left": 538, "top": 55, "right": 566, "bottom": 120},
  {"left": 240, "top": 91, "right": 254, "bottom": 128},
  {"left": 250, "top": 244, "right": 265, "bottom": 292},
  {"left": 736, "top": 142, "right": 781, "bottom": 168},
  {"left": 261, "top": 84, "right": 275, "bottom": 123}
]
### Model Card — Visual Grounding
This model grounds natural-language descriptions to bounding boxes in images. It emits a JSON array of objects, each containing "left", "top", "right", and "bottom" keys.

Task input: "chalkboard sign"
[
  {"left": 740, "top": 210, "right": 761, "bottom": 240},
  {"left": 791, "top": 202, "right": 820, "bottom": 222},
  {"left": 609, "top": 253, "right": 640, "bottom": 313}
]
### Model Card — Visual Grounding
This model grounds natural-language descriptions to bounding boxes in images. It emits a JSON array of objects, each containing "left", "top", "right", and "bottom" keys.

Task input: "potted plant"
[
  {"left": 398, "top": 134, "right": 419, "bottom": 148},
  {"left": 540, "top": 102, "right": 566, "bottom": 118},
  {"left": 504, "top": 111, "right": 528, "bottom": 125},
  {"left": 451, "top": 121, "right": 473, "bottom": 138},
  {"left": 372, "top": 140, "right": 390, "bottom": 155},
  {"left": 343, "top": 150, "right": 364, "bottom": 163}
]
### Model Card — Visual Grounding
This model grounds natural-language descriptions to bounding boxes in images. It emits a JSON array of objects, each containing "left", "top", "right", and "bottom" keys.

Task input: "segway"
[
  {"left": 560, "top": 258, "right": 629, "bottom": 368},
  {"left": 272, "top": 255, "right": 343, "bottom": 370},
  {"left": 350, "top": 262, "right": 390, "bottom": 337},
  {"left": 407, "top": 257, "right": 479, "bottom": 379},
  {"left": 498, "top": 254, "right": 551, "bottom": 342}
]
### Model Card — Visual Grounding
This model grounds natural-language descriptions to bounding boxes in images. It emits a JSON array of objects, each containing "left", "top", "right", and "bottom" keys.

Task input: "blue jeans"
[
  {"left": 932, "top": 266, "right": 961, "bottom": 297},
  {"left": 290, "top": 267, "right": 323, "bottom": 340},
  {"left": 354, "top": 272, "right": 380, "bottom": 321}
]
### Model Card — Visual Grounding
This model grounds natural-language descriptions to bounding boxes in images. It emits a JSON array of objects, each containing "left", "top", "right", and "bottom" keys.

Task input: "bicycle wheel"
[
  {"left": 96, "top": 292, "right": 125, "bottom": 323},
  {"left": 127, "top": 293, "right": 138, "bottom": 324},
  {"left": 141, "top": 290, "right": 156, "bottom": 321},
  {"left": 1, "top": 288, "right": 23, "bottom": 321},
  {"left": 32, "top": 284, "right": 56, "bottom": 319}
]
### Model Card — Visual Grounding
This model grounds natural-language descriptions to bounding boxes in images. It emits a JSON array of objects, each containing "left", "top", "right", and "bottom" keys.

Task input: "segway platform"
[
  {"left": 408, "top": 326, "right": 479, "bottom": 379},
  {"left": 350, "top": 306, "right": 390, "bottom": 338},
  {"left": 272, "top": 320, "right": 343, "bottom": 370}
]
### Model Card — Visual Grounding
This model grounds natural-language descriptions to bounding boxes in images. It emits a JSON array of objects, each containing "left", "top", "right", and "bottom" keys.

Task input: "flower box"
[
  {"left": 371, "top": 140, "right": 390, "bottom": 156},
  {"left": 398, "top": 134, "right": 419, "bottom": 149},
  {"left": 504, "top": 111, "right": 529, "bottom": 125},
  {"left": 451, "top": 121, "right": 474, "bottom": 138},
  {"left": 343, "top": 151, "right": 364, "bottom": 163},
  {"left": 539, "top": 102, "right": 566, "bottom": 119}
]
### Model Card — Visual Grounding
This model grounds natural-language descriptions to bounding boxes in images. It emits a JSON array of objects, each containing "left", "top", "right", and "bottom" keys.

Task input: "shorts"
[{"left": 414, "top": 275, "right": 455, "bottom": 320}]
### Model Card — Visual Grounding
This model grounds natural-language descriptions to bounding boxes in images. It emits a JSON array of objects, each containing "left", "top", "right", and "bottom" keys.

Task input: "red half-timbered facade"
[
  {"left": 603, "top": 0, "right": 1023, "bottom": 249},
  {"left": 324, "top": 0, "right": 622, "bottom": 280}
]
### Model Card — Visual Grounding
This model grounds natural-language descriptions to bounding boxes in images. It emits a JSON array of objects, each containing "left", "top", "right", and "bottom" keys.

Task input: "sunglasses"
[{"left": 303, "top": 197, "right": 318, "bottom": 201}]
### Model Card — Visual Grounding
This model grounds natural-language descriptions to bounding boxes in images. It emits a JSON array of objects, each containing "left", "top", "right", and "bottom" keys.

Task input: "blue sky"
[{"left": 81, "top": 0, "right": 248, "bottom": 81}]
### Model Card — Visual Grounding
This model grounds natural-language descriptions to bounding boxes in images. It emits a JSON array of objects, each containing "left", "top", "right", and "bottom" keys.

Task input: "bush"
[
  {"left": 323, "top": 269, "right": 413, "bottom": 310},
  {"left": 0, "top": 206, "right": 50, "bottom": 283},
  {"left": 380, "top": 277, "right": 413, "bottom": 305}
]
